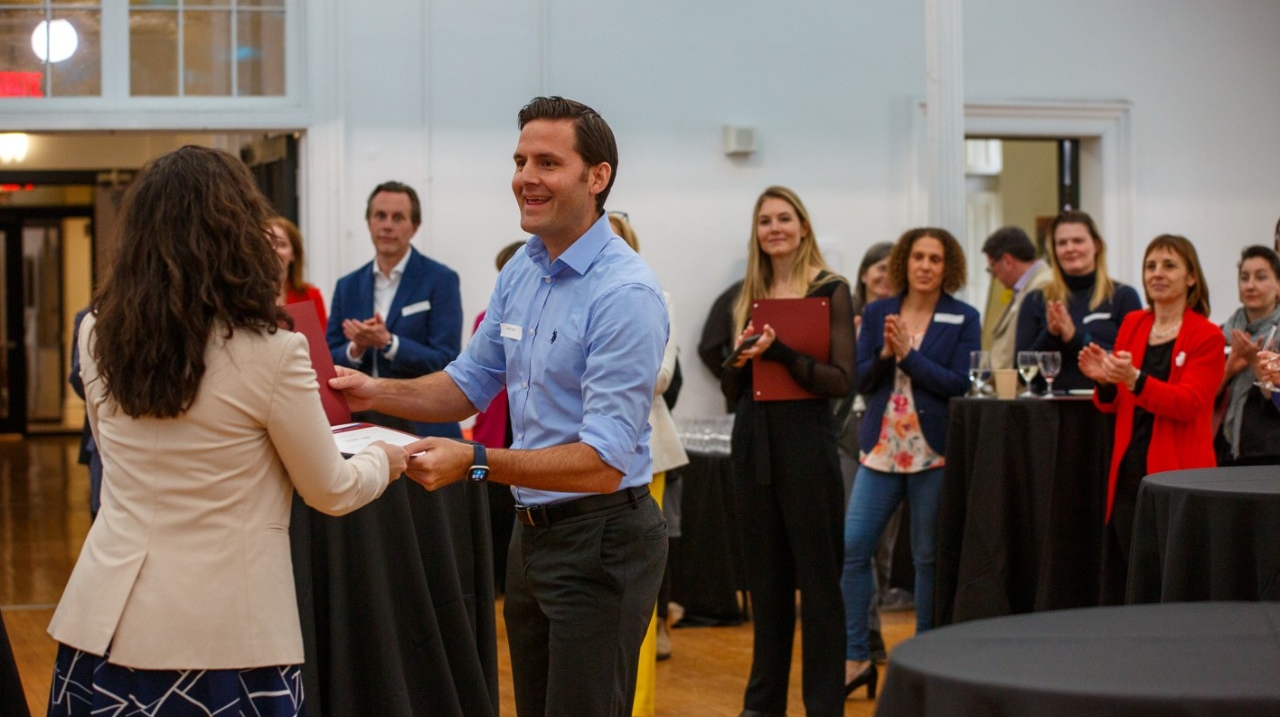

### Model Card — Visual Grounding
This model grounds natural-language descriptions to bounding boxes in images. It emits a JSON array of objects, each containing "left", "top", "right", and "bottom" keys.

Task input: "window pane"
[
  {"left": 129, "top": 0, "right": 177, "bottom": 6},
  {"left": 130, "top": 10, "right": 176, "bottom": 95},
  {"left": 0, "top": 2, "right": 48, "bottom": 7},
  {"left": 49, "top": 10, "right": 99, "bottom": 95},
  {"left": 236, "top": 9, "right": 281, "bottom": 96},
  {"left": 51, "top": 1, "right": 102, "bottom": 8},
  {"left": 237, "top": 0, "right": 286, "bottom": 7},
  {"left": 183, "top": 10, "right": 229, "bottom": 95},
  {"left": 0, "top": 10, "right": 47, "bottom": 97}
]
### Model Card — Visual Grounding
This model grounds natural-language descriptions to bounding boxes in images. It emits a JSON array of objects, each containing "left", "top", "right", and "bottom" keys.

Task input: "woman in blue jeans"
[{"left": 840, "top": 227, "right": 980, "bottom": 699}]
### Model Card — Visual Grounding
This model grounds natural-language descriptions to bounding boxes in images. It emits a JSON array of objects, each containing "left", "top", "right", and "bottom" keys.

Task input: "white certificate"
[{"left": 331, "top": 422, "right": 422, "bottom": 456}]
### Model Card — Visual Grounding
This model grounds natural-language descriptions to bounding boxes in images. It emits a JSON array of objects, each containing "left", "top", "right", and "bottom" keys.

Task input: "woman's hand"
[
  {"left": 1256, "top": 350, "right": 1280, "bottom": 387},
  {"left": 1045, "top": 300, "right": 1076, "bottom": 343},
  {"left": 1078, "top": 343, "right": 1111, "bottom": 383},
  {"left": 883, "top": 314, "right": 912, "bottom": 361},
  {"left": 729, "top": 322, "right": 775, "bottom": 368},
  {"left": 371, "top": 440, "right": 408, "bottom": 482},
  {"left": 1105, "top": 350, "right": 1139, "bottom": 390}
]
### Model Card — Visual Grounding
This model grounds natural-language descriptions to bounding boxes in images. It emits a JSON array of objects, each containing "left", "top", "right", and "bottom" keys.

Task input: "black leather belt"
[{"left": 515, "top": 486, "right": 650, "bottom": 528}]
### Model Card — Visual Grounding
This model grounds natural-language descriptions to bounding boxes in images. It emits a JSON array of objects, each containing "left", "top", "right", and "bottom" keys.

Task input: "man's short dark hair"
[
  {"left": 517, "top": 96, "right": 617, "bottom": 214},
  {"left": 365, "top": 181, "right": 422, "bottom": 227},
  {"left": 981, "top": 225, "right": 1037, "bottom": 262}
]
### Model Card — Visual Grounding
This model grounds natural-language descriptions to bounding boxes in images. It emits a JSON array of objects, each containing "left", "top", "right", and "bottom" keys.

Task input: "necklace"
[{"left": 1150, "top": 321, "right": 1182, "bottom": 340}]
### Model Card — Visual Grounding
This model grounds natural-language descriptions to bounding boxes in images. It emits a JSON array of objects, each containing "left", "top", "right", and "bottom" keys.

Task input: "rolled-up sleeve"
[{"left": 578, "top": 284, "right": 668, "bottom": 474}]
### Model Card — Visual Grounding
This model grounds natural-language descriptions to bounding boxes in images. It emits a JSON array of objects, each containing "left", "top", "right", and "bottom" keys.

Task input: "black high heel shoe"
[{"left": 844, "top": 661, "right": 879, "bottom": 699}]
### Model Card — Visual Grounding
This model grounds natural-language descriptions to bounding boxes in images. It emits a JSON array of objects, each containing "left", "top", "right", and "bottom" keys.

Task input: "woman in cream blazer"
[{"left": 47, "top": 146, "right": 405, "bottom": 717}]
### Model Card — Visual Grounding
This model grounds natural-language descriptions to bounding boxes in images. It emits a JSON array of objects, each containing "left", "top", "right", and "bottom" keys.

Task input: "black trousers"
[{"left": 503, "top": 494, "right": 667, "bottom": 717}]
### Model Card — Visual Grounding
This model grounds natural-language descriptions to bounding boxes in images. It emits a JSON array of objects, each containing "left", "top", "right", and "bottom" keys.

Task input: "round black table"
[
  {"left": 1128, "top": 466, "right": 1280, "bottom": 603},
  {"left": 937, "top": 396, "right": 1112, "bottom": 625},
  {"left": 669, "top": 451, "right": 749, "bottom": 625},
  {"left": 876, "top": 602, "right": 1280, "bottom": 717}
]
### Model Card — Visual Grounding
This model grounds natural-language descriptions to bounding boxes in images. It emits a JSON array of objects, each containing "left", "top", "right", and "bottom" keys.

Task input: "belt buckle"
[{"left": 516, "top": 504, "right": 549, "bottom": 528}]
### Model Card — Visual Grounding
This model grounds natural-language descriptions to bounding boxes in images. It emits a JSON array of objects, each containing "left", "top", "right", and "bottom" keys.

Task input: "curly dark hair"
[
  {"left": 91, "top": 145, "right": 288, "bottom": 418},
  {"left": 887, "top": 227, "right": 967, "bottom": 295}
]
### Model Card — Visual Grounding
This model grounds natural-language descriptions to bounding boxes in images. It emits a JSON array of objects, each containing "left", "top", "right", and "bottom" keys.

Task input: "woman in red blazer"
[{"left": 1080, "top": 234, "right": 1224, "bottom": 604}]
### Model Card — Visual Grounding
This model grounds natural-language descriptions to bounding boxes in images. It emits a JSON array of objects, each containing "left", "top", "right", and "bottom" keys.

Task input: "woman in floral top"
[{"left": 840, "top": 227, "right": 980, "bottom": 700}]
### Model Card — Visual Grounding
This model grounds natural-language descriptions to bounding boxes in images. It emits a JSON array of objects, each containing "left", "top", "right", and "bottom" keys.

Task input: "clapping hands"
[
  {"left": 1045, "top": 301, "right": 1077, "bottom": 343},
  {"left": 1079, "top": 343, "right": 1138, "bottom": 389}
]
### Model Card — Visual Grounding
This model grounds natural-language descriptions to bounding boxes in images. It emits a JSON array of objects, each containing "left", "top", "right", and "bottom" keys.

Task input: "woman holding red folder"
[
  {"left": 721, "top": 185, "right": 855, "bottom": 717},
  {"left": 841, "top": 227, "right": 980, "bottom": 699}
]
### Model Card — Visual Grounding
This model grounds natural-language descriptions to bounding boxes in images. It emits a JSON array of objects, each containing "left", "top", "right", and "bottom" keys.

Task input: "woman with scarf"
[{"left": 1216, "top": 245, "right": 1280, "bottom": 465}]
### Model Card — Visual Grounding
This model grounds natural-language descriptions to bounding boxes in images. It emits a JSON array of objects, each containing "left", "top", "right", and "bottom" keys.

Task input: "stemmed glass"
[
  {"left": 1016, "top": 351, "right": 1040, "bottom": 397},
  {"left": 969, "top": 350, "right": 992, "bottom": 398},
  {"left": 1253, "top": 326, "right": 1280, "bottom": 390},
  {"left": 1037, "top": 351, "right": 1062, "bottom": 397}
]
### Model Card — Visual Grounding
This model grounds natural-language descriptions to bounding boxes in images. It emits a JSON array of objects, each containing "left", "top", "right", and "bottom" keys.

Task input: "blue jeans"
[{"left": 840, "top": 464, "right": 943, "bottom": 660}]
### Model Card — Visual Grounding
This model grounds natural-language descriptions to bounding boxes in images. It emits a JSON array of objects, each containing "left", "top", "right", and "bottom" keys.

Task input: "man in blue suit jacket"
[
  {"left": 326, "top": 180, "right": 463, "bottom": 438},
  {"left": 297, "top": 182, "right": 493, "bottom": 716}
]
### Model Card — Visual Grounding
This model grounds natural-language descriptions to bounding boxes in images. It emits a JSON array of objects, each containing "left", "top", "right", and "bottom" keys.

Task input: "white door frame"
[{"left": 911, "top": 99, "right": 1135, "bottom": 305}]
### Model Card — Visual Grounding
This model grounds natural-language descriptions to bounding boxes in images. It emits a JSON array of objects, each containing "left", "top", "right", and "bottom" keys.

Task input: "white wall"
[
  {"left": 318, "top": 0, "right": 1279, "bottom": 419},
  {"left": 965, "top": 0, "right": 1280, "bottom": 325},
  {"left": 317, "top": 0, "right": 929, "bottom": 418},
  {"left": 7, "top": 0, "right": 1275, "bottom": 421}
]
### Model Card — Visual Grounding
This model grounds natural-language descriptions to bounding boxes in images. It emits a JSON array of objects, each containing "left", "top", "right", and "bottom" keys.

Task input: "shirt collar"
[
  {"left": 529, "top": 214, "right": 613, "bottom": 276},
  {"left": 1012, "top": 259, "right": 1046, "bottom": 294},
  {"left": 373, "top": 248, "right": 413, "bottom": 281}
]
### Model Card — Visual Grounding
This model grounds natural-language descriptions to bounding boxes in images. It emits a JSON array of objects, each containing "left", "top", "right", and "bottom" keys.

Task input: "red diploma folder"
[
  {"left": 750, "top": 298, "right": 830, "bottom": 401},
  {"left": 283, "top": 301, "right": 352, "bottom": 426},
  {"left": 284, "top": 302, "right": 421, "bottom": 455}
]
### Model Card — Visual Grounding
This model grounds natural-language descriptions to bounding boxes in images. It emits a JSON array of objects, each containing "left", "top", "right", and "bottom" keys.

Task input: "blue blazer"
[
  {"left": 857, "top": 293, "right": 981, "bottom": 456},
  {"left": 326, "top": 248, "right": 462, "bottom": 383}
]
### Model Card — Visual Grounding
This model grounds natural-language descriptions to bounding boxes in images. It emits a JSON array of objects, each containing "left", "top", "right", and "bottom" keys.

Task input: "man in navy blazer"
[{"left": 326, "top": 180, "right": 463, "bottom": 437}]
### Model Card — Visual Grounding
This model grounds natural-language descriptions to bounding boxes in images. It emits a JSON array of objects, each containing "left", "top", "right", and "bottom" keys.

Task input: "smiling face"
[
  {"left": 862, "top": 257, "right": 893, "bottom": 301},
  {"left": 1239, "top": 256, "right": 1279, "bottom": 316},
  {"left": 511, "top": 118, "right": 610, "bottom": 253},
  {"left": 1053, "top": 222, "right": 1098, "bottom": 277},
  {"left": 907, "top": 236, "right": 946, "bottom": 296},
  {"left": 1144, "top": 246, "right": 1194, "bottom": 307},
  {"left": 755, "top": 196, "right": 807, "bottom": 262}
]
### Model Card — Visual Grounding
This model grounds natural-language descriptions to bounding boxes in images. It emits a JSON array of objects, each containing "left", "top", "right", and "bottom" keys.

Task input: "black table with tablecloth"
[
  {"left": 936, "top": 396, "right": 1112, "bottom": 626},
  {"left": 1128, "top": 466, "right": 1280, "bottom": 603},
  {"left": 290, "top": 476, "right": 498, "bottom": 717},
  {"left": 0, "top": 612, "right": 30, "bottom": 717},
  {"left": 876, "top": 601, "right": 1280, "bottom": 717},
  {"left": 669, "top": 451, "right": 749, "bottom": 625}
]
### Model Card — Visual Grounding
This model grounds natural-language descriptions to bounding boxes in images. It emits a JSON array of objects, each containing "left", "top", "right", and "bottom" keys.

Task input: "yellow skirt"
[{"left": 631, "top": 471, "right": 665, "bottom": 717}]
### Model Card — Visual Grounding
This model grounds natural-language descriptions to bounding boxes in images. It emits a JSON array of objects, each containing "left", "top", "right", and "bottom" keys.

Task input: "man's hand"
[
  {"left": 402, "top": 437, "right": 473, "bottom": 491},
  {"left": 343, "top": 312, "right": 392, "bottom": 351},
  {"left": 329, "top": 366, "right": 378, "bottom": 412}
]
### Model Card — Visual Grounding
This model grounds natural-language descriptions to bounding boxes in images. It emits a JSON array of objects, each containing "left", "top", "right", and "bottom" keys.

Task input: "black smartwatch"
[{"left": 467, "top": 442, "right": 489, "bottom": 482}]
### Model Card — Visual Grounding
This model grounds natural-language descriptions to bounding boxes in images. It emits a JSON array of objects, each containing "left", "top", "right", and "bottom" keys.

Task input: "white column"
[{"left": 925, "top": 0, "right": 965, "bottom": 236}]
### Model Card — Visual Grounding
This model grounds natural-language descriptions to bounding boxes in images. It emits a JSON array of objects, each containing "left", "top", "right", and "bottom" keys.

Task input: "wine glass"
[
  {"left": 968, "top": 350, "right": 992, "bottom": 398},
  {"left": 1253, "top": 326, "right": 1280, "bottom": 390},
  {"left": 1037, "top": 351, "right": 1062, "bottom": 397},
  {"left": 1016, "top": 351, "right": 1040, "bottom": 397}
]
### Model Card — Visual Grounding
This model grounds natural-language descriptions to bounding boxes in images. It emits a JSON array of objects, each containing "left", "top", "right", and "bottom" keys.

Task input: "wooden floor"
[{"left": 0, "top": 435, "right": 914, "bottom": 716}]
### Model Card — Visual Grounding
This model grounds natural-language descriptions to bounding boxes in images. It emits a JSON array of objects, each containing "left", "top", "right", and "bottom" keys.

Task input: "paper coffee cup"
[{"left": 994, "top": 368, "right": 1018, "bottom": 399}]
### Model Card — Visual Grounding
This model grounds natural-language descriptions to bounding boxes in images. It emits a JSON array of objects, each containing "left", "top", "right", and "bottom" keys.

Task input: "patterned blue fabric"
[{"left": 48, "top": 644, "right": 305, "bottom": 716}]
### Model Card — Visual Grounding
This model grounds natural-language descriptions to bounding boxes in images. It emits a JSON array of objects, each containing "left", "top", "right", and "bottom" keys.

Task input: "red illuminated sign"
[{"left": 0, "top": 72, "right": 43, "bottom": 98}]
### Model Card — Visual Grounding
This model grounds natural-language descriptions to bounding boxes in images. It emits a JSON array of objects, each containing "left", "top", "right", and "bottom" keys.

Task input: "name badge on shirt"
[
  {"left": 401, "top": 300, "right": 431, "bottom": 317},
  {"left": 1082, "top": 312, "right": 1111, "bottom": 325},
  {"left": 933, "top": 313, "right": 964, "bottom": 325},
  {"left": 500, "top": 323, "right": 523, "bottom": 341}
]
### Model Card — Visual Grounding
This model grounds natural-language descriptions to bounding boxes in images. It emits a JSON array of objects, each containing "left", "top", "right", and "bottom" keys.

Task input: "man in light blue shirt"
[{"left": 332, "top": 96, "right": 669, "bottom": 717}]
